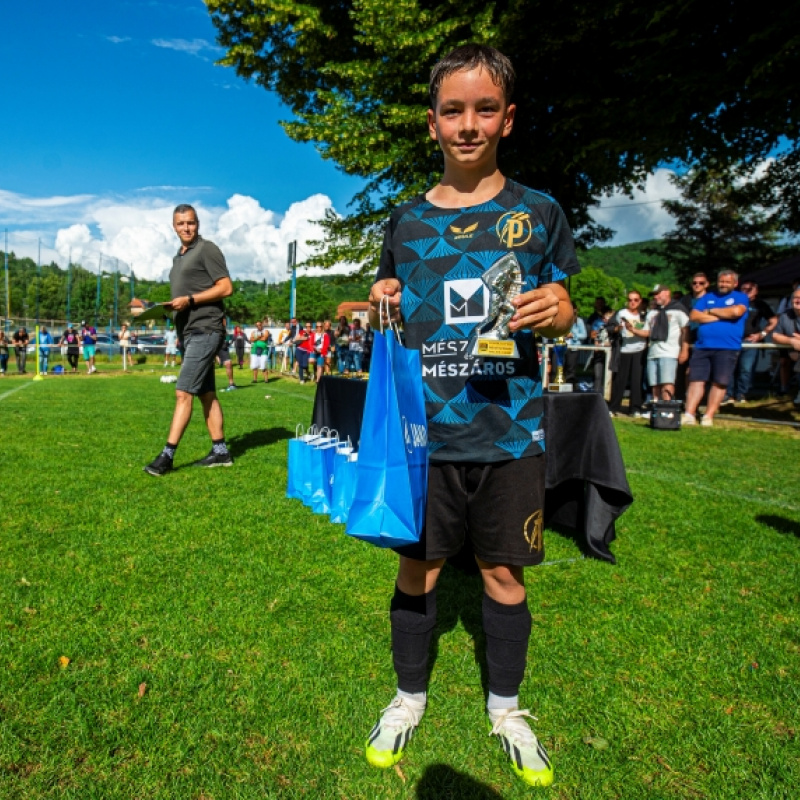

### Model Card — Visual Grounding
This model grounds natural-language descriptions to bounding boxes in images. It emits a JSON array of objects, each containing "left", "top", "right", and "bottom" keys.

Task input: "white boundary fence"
[
  {"left": 5, "top": 330, "right": 792, "bottom": 395},
  {"left": 540, "top": 342, "right": 787, "bottom": 401}
]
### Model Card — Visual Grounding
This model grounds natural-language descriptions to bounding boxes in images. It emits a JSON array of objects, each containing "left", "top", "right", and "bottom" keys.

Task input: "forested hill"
[
  {"left": 2, "top": 240, "right": 674, "bottom": 325},
  {"left": 578, "top": 240, "right": 674, "bottom": 289}
]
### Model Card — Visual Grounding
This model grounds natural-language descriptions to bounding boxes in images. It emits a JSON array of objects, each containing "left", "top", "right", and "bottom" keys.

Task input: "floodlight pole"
[
  {"left": 95, "top": 255, "right": 103, "bottom": 327},
  {"left": 113, "top": 259, "right": 119, "bottom": 331},
  {"left": 4, "top": 229, "right": 9, "bottom": 333},
  {"left": 288, "top": 240, "right": 297, "bottom": 320},
  {"left": 36, "top": 238, "right": 41, "bottom": 324},
  {"left": 66, "top": 247, "right": 72, "bottom": 325}
]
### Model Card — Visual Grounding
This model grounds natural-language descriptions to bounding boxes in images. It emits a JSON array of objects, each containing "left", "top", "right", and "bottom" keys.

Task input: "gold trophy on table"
[{"left": 548, "top": 336, "right": 573, "bottom": 392}]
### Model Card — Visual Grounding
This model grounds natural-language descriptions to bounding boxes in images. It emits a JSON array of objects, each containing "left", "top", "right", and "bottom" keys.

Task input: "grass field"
[{"left": 1, "top": 371, "right": 798, "bottom": 800}]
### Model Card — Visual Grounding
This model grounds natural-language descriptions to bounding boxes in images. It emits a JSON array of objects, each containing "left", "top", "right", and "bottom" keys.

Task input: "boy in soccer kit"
[{"left": 366, "top": 45, "right": 579, "bottom": 787}]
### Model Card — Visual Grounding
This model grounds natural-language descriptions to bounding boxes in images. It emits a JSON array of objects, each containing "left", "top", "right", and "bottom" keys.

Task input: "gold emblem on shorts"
[{"left": 523, "top": 510, "right": 543, "bottom": 552}]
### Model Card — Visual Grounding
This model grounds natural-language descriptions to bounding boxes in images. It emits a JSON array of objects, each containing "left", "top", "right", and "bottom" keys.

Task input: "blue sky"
[
  {"left": 1, "top": 0, "right": 680, "bottom": 282},
  {"left": 2, "top": 0, "right": 362, "bottom": 210}
]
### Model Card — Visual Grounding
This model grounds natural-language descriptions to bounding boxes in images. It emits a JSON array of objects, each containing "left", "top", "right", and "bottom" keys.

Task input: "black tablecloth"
[{"left": 311, "top": 377, "right": 632, "bottom": 563}]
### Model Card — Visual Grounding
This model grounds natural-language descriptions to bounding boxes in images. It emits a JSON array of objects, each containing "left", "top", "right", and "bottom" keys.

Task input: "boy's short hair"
[{"left": 429, "top": 44, "right": 515, "bottom": 108}]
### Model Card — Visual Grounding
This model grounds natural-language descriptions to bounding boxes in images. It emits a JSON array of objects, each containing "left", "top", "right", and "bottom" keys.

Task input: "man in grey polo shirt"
[{"left": 144, "top": 204, "right": 234, "bottom": 476}]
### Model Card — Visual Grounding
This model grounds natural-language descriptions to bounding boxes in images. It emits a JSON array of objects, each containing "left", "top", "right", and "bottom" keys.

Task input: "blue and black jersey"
[{"left": 376, "top": 179, "right": 580, "bottom": 463}]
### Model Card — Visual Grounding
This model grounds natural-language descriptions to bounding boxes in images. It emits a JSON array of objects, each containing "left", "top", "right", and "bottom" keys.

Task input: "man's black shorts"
[
  {"left": 689, "top": 348, "right": 739, "bottom": 387},
  {"left": 393, "top": 455, "right": 546, "bottom": 567}
]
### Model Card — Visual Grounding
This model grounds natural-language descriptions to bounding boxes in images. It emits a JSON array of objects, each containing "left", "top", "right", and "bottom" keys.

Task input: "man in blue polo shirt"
[{"left": 682, "top": 269, "right": 748, "bottom": 427}]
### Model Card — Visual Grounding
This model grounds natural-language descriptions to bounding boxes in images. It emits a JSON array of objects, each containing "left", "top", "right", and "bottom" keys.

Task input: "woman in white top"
[
  {"left": 608, "top": 291, "right": 647, "bottom": 416},
  {"left": 119, "top": 323, "right": 132, "bottom": 372}
]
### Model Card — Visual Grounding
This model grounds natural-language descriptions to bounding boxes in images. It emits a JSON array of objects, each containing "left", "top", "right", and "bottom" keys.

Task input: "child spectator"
[
  {"left": 80, "top": 321, "right": 97, "bottom": 374},
  {"left": 61, "top": 327, "right": 80, "bottom": 373},
  {"left": 12, "top": 327, "right": 29, "bottom": 374},
  {"left": 0, "top": 331, "right": 9, "bottom": 376},
  {"left": 348, "top": 318, "right": 365, "bottom": 377},
  {"left": 37, "top": 326, "right": 54, "bottom": 375},
  {"left": 335, "top": 316, "right": 351, "bottom": 374},
  {"left": 590, "top": 307, "right": 614, "bottom": 393}
]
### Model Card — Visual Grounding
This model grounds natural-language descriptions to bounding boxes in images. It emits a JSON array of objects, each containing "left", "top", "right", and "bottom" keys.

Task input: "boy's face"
[{"left": 427, "top": 67, "right": 515, "bottom": 172}]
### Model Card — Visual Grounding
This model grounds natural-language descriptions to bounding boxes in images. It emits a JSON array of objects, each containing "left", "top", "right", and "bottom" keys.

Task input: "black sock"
[
  {"left": 162, "top": 443, "right": 178, "bottom": 459},
  {"left": 391, "top": 585, "right": 437, "bottom": 694},
  {"left": 211, "top": 438, "right": 228, "bottom": 455},
  {"left": 483, "top": 593, "right": 531, "bottom": 698}
]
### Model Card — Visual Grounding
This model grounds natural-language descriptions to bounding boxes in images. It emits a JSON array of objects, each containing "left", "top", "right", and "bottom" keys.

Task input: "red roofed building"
[
  {"left": 336, "top": 301, "right": 370, "bottom": 323},
  {"left": 128, "top": 298, "right": 148, "bottom": 318}
]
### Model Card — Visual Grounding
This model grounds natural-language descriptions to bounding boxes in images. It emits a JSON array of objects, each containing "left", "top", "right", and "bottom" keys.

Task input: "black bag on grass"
[{"left": 649, "top": 391, "right": 682, "bottom": 430}]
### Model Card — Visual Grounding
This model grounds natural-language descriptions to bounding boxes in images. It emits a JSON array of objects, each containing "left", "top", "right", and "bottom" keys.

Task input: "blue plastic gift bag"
[
  {"left": 302, "top": 430, "right": 337, "bottom": 508},
  {"left": 346, "top": 321, "right": 428, "bottom": 548},
  {"left": 310, "top": 436, "right": 343, "bottom": 514},
  {"left": 286, "top": 425, "right": 310, "bottom": 500},
  {"left": 329, "top": 449, "right": 357, "bottom": 524},
  {"left": 286, "top": 425, "right": 326, "bottom": 501}
]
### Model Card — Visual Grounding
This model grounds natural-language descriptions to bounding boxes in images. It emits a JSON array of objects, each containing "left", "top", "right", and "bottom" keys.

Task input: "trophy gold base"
[
  {"left": 548, "top": 382, "right": 574, "bottom": 393},
  {"left": 471, "top": 337, "right": 520, "bottom": 358}
]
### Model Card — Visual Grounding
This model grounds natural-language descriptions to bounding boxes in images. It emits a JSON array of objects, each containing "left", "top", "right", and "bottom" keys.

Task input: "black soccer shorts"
[{"left": 393, "top": 455, "right": 546, "bottom": 567}]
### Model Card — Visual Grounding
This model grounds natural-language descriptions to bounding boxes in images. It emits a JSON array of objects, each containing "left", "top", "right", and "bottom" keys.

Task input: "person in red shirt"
[{"left": 308, "top": 322, "right": 330, "bottom": 382}]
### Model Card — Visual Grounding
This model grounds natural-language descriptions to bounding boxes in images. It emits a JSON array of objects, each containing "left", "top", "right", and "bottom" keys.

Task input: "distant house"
[
  {"left": 336, "top": 301, "right": 370, "bottom": 323},
  {"left": 128, "top": 298, "right": 148, "bottom": 318}
]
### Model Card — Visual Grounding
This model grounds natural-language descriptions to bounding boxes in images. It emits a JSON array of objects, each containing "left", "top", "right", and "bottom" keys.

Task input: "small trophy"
[
  {"left": 467, "top": 252, "right": 524, "bottom": 358},
  {"left": 548, "top": 337, "right": 573, "bottom": 392}
]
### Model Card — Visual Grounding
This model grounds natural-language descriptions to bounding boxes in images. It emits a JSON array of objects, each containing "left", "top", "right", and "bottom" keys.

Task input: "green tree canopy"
[
  {"left": 569, "top": 266, "right": 626, "bottom": 319},
  {"left": 208, "top": 0, "right": 798, "bottom": 274},
  {"left": 638, "top": 166, "right": 782, "bottom": 285}
]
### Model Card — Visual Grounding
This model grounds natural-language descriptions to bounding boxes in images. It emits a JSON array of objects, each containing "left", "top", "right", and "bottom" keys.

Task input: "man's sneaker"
[
  {"left": 365, "top": 696, "right": 425, "bottom": 768},
  {"left": 144, "top": 453, "right": 173, "bottom": 476},
  {"left": 225, "top": 384, "right": 237, "bottom": 391},
  {"left": 488, "top": 708, "right": 554, "bottom": 788},
  {"left": 700, "top": 416, "right": 714, "bottom": 427},
  {"left": 681, "top": 413, "right": 697, "bottom": 426},
  {"left": 720, "top": 397, "right": 735, "bottom": 407},
  {"left": 193, "top": 450, "right": 234, "bottom": 468}
]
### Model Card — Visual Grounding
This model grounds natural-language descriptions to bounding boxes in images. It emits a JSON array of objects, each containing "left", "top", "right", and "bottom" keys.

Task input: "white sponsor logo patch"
[{"left": 444, "top": 279, "right": 489, "bottom": 325}]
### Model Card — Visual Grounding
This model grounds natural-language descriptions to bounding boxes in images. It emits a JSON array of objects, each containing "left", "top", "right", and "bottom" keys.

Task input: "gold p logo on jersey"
[
  {"left": 523, "top": 510, "right": 544, "bottom": 553},
  {"left": 497, "top": 211, "right": 532, "bottom": 248}
]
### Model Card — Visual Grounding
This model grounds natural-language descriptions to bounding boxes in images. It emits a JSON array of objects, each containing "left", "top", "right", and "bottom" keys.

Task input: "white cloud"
[
  {"left": 590, "top": 168, "right": 682, "bottom": 246},
  {"left": 0, "top": 188, "right": 345, "bottom": 284},
  {"left": 106, "top": 36, "right": 131, "bottom": 44},
  {"left": 151, "top": 37, "right": 221, "bottom": 59},
  {"left": 0, "top": 189, "right": 96, "bottom": 224}
]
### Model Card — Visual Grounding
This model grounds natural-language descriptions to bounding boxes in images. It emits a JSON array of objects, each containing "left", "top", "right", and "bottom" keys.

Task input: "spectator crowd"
[
  {"left": 559, "top": 271, "right": 800, "bottom": 425},
  {"left": 4, "top": 277, "right": 799, "bottom": 424},
  {"left": 0, "top": 316, "right": 376, "bottom": 385}
]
